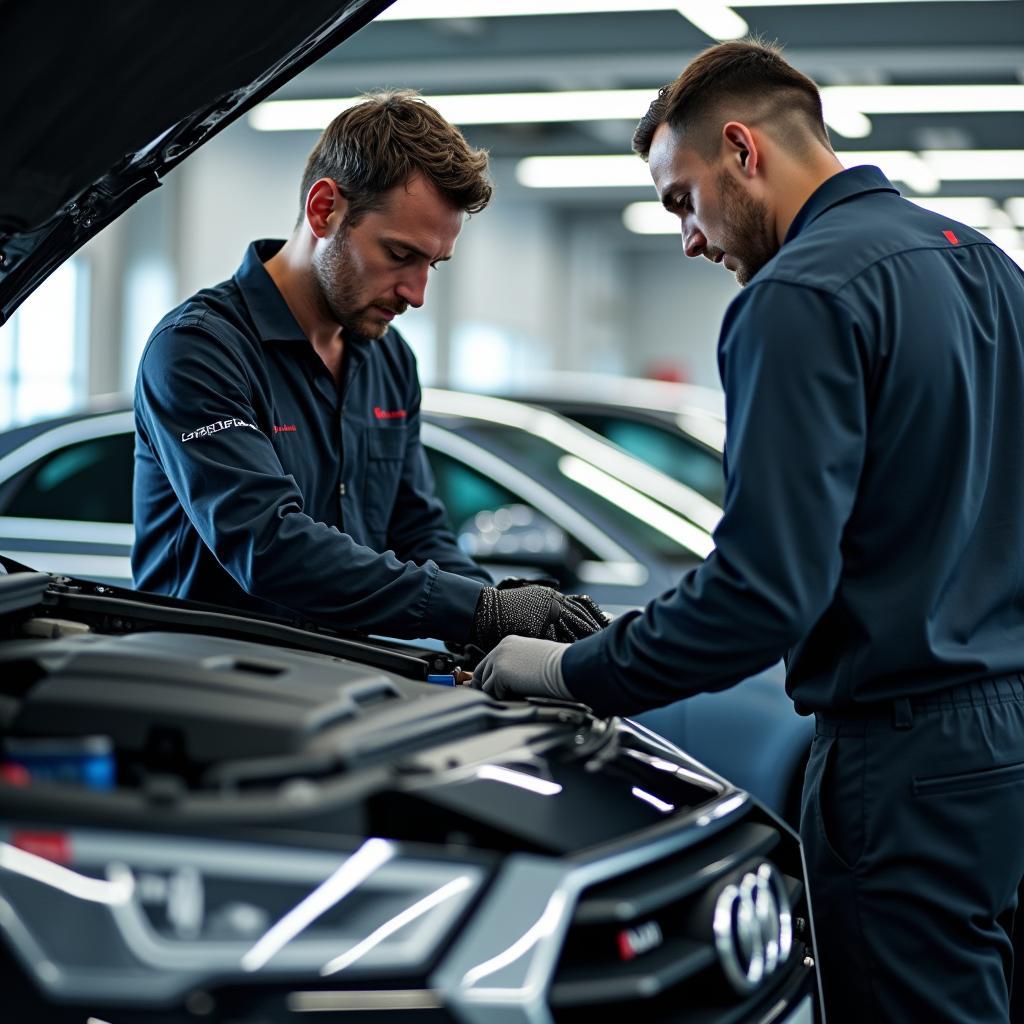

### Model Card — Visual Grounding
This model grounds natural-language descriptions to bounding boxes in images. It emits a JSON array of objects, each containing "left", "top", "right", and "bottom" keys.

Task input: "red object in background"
[
  {"left": 0, "top": 763, "right": 31, "bottom": 787},
  {"left": 644, "top": 361, "right": 691, "bottom": 384},
  {"left": 11, "top": 831, "right": 73, "bottom": 864}
]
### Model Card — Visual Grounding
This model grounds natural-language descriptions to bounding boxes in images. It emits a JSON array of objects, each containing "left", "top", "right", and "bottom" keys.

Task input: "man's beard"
[
  {"left": 709, "top": 170, "right": 777, "bottom": 287},
  {"left": 312, "top": 229, "right": 406, "bottom": 339}
]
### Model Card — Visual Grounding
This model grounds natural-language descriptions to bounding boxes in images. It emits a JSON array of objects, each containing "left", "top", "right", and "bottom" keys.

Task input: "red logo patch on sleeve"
[
  {"left": 942, "top": 230, "right": 959, "bottom": 245},
  {"left": 374, "top": 406, "right": 407, "bottom": 420},
  {"left": 273, "top": 424, "right": 297, "bottom": 434}
]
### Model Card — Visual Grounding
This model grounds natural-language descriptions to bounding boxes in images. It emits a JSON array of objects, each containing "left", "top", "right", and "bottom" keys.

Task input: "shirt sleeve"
[
  {"left": 134, "top": 318, "right": 484, "bottom": 639},
  {"left": 561, "top": 280, "right": 869, "bottom": 717},
  {"left": 384, "top": 381, "right": 494, "bottom": 584}
]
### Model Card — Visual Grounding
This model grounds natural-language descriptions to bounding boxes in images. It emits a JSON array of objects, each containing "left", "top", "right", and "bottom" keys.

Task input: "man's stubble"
[{"left": 312, "top": 228, "right": 406, "bottom": 339}]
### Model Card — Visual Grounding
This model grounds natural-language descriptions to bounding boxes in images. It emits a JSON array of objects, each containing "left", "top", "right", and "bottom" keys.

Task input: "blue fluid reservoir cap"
[{"left": 3, "top": 735, "right": 115, "bottom": 790}]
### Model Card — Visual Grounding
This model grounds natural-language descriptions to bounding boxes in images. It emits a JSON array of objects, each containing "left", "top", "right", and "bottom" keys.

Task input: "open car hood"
[{"left": 0, "top": 0, "right": 392, "bottom": 325}]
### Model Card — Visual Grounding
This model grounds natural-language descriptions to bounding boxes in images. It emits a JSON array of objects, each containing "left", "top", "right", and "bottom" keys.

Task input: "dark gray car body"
[{"left": 0, "top": 397, "right": 813, "bottom": 823}]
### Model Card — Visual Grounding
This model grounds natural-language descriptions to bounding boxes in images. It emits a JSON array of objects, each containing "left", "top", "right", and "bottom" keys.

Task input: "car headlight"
[{"left": 0, "top": 828, "right": 486, "bottom": 1005}]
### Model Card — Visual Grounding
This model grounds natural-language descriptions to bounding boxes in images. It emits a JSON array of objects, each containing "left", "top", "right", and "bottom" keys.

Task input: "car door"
[
  {"left": 421, "top": 421, "right": 663, "bottom": 613},
  {"left": 0, "top": 413, "right": 135, "bottom": 584}
]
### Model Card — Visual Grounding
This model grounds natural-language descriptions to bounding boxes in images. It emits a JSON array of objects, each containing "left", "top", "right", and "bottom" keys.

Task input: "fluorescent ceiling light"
[
  {"left": 250, "top": 99, "right": 355, "bottom": 132},
  {"left": 907, "top": 196, "right": 998, "bottom": 227},
  {"left": 924, "top": 150, "right": 1024, "bottom": 181},
  {"left": 519, "top": 151, "right": 1024, "bottom": 194},
  {"left": 623, "top": 201, "right": 679, "bottom": 235},
  {"left": 838, "top": 151, "right": 940, "bottom": 193},
  {"left": 819, "top": 96, "right": 873, "bottom": 139},
  {"left": 823, "top": 84, "right": 1024, "bottom": 116},
  {"left": 517, "top": 155, "right": 646, "bottom": 188},
  {"left": 821, "top": 85, "right": 1024, "bottom": 140},
  {"left": 675, "top": 2, "right": 748, "bottom": 40},
  {"left": 252, "top": 90, "right": 662, "bottom": 132},
  {"left": 252, "top": 84, "right": 1024, "bottom": 138},
  {"left": 377, "top": 0, "right": 1010, "bottom": 17}
]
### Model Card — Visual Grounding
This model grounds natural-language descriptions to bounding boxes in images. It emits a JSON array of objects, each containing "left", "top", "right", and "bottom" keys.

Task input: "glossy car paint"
[{"left": 0, "top": 396, "right": 811, "bottom": 821}]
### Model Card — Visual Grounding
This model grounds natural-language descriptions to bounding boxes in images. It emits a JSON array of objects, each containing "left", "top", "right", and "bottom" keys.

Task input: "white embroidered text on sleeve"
[{"left": 181, "top": 418, "right": 259, "bottom": 443}]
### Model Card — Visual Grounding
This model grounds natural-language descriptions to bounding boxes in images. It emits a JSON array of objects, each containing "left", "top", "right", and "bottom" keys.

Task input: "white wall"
[
  {"left": 616, "top": 243, "right": 741, "bottom": 387},
  {"left": 173, "top": 119, "right": 307, "bottom": 300},
  {"left": 445, "top": 197, "right": 564, "bottom": 388}
]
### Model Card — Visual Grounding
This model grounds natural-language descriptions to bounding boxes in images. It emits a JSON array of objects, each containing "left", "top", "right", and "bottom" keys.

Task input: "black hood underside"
[{"left": 0, "top": 0, "right": 392, "bottom": 324}]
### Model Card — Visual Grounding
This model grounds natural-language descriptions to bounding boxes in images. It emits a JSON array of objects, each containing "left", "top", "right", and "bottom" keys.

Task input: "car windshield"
[
  {"left": 457, "top": 421, "right": 714, "bottom": 563},
  {"left": 568, "top": 413, "right": 726, "bottom": 507}
]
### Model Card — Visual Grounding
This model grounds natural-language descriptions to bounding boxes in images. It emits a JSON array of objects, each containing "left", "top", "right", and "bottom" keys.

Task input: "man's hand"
[
  {"left": 471, "top": 635, "right": 573, "bottom": 701},
  {"left": 469, "top": 584, "right": 607, "bottom": 651}
]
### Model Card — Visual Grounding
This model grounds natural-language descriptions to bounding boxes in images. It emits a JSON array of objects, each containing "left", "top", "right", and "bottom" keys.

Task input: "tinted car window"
[
  {"left": 460, "top": 423, "right": 708, "bottom": 563},
  {"left": 5, "top": 434, "right": 134, "bottom": 522},
  {"left": 426, "top": 448, "right": 520, "bottom": 530},
  {"left": 571, "top": 414, "right": 725, "bottom": 507}
]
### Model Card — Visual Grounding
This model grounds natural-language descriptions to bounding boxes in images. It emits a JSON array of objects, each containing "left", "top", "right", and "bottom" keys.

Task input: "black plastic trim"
[{"left": 573, "top": 822, "right": 779, "bottom": 925}]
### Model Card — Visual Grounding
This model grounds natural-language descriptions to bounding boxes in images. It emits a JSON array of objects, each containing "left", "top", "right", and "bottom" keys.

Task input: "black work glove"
[
  {"left": 469, "top": 584, "right": 607, "bottom": 651},
  {"left": 495, "top": 575, "right": 561, "bottom": 591}
]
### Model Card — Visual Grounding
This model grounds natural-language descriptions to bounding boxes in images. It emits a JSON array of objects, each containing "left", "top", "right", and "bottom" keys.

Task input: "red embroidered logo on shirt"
[
  {"left": 273, "top": 424, "right": 297, "bottom": 433},
  {"left": 374, "top": 406, "right": 407, "bottom": 420},
  {"left": 942, "top": 229, "right": 959, "bottom": 245}
]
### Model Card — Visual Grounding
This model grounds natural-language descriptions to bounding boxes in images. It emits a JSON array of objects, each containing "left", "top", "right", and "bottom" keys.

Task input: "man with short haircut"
[
  {"left": 474, "top": 42, "right": 1024, "bottom": 1022},
  {"left": 133, "top": 91, "right": 604, "bottom": 649}
]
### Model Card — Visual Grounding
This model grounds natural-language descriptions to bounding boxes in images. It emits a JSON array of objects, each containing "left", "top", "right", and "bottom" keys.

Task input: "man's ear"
[
  {"left": 305, "top": 178, "right": 347, "bottom": 238},
  {"left": 722, "top": 122, "right": 759, "bottom": 177}
]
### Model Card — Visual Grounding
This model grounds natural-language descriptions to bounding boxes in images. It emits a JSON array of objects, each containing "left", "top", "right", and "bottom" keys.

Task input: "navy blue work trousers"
[{"left": 800, "top": 676, "right": 1024, "bottom": 1023}]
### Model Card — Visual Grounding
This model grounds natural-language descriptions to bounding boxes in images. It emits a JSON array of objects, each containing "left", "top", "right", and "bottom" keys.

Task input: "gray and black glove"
[
  {"left": 469, "top": 583, "right": 607, "bottom": 651},
  {"left": 472, "top": 636, "right": 574, "bottom": 701}
]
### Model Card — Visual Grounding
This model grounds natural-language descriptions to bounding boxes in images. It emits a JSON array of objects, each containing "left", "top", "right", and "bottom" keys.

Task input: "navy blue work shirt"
[
  {"left": 132, "top": 240, "right": 490, "bottom": 638},
  {"left": 563, "top": 166, "right": 1024, "bottom": 717}
]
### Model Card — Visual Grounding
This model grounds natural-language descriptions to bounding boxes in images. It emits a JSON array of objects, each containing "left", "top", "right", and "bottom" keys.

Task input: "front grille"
[{"left": 550, "top": 820, "right": 812, "bottom": 1023}]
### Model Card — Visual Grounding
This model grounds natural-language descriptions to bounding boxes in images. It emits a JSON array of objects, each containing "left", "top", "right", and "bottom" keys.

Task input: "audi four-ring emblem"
[{"left": 712, "top": 861, "right": 793, "bottom": 994}]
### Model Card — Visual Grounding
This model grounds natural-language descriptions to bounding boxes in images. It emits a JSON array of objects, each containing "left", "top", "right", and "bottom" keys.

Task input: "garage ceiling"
[{"left": 263, "top": 1, "right": 1024, "bottom": 243}]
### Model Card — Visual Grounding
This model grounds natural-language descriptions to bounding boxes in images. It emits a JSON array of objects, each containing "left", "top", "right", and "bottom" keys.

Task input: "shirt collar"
[
  {"left": 234, "top": 239, "right": 308, "bottom": 343},
  {"left": 234, "top": 238, "right": 381, "bottom": 350},
  {"left": 784, "top": 165, "right": 900, "bottom": 245}
]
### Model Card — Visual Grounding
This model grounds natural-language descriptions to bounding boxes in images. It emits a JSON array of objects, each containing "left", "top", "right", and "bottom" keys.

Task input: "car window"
[
  {"left": 460, "top": 423, "right": 708, "bottom": 563},
  {"left": 570, "top": 414, "right": 725, "bottom": 507},
  {"left": 4, "top": 433, "right": 134, "bottom": 523},
  {"left": 426, "top": 447, "right": 605, "bottom": 569},
  {"left": 426, "top": 448, "right": 521, "bottom": 530}
]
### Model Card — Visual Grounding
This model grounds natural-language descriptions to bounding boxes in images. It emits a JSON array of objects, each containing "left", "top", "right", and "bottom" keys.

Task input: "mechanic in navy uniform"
[
  {"left": 133, "top": 92, "right": 604, "bottom": 650},
  {"left": 474, "top": 42, "right": 1024, "bottom": 1023}
]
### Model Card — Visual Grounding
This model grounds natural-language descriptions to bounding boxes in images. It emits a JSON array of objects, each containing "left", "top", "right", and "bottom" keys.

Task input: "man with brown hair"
[
  {"left": 133, "top": 91, "right": 605, "bottom": 648},
  {"left": 474, "top": 42, "right": 1024, "bottom": 1023}
]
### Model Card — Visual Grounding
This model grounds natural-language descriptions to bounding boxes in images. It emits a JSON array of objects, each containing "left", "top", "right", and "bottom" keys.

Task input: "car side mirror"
[{"left": 457, "top": 504, "right": 581, "bottom": 577}]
